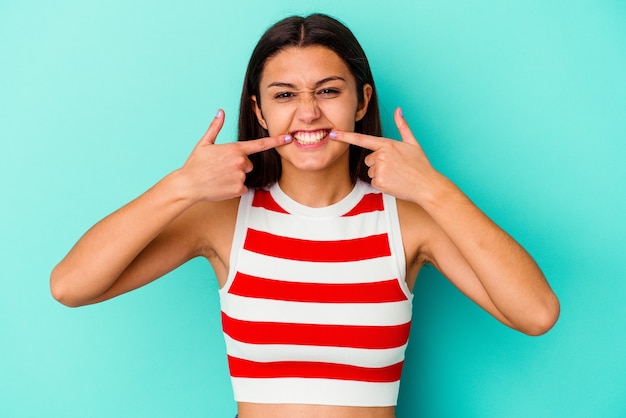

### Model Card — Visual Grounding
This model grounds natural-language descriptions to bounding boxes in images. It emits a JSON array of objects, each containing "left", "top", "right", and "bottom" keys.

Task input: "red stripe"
[
  {"left": 342, "top": 193, "right": 384, "bottom": 217},
  {"left": 252, "top": 189, "right": 289, "bottom": 213},
  {"left": 244, "top": 229, "right": 391, "bottom": 262},
  {"left": 228, "top": 355, "right": 404, "bottom": 383},
  {"left": 222, "top": 312, "right": 411, "bottom": 349},
  {"left": 229, "top": 272, "right": 408, "bottom": 303}
]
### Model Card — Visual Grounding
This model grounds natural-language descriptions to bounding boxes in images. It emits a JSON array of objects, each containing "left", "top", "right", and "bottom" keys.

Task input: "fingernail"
[
  {"left": 399, "top": 108, "right": 404, "bottom": 117},
  {"left": 284, "top": 134, "right": 292, "bottom": 143},
  {"left": 329, "top": 131, "right": 337, "bottom": 139},
  {"left": 215, "top": 109, "right": 222, "bottom": 118}
]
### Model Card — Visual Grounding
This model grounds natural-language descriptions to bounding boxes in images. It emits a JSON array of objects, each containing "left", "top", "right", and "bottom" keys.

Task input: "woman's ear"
[
  {"left": 355, "top": 84, "right": 373, "bottom": 122},
  {"left": 251, "top": 95, "right": 268, "bottom": 130}
]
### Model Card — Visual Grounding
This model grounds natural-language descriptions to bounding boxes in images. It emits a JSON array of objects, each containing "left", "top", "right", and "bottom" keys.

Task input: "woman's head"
[{"left": 239, "top": 13, "right": 382, "bottom": 188}]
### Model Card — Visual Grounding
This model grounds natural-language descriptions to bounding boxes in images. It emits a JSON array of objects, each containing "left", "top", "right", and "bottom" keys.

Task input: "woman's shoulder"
[
  {"left": 395, "top": 197, "right": 438, "bottom": 264},
  {"left": 188, "top": 196, "right": 242, "bottom": 228},
  {"left": 183, "top": 197, "right": 243, "bottom": 267},
  {"left": 167, "top": 196, "right": 242, "bottom": 250},
  {"left": 396, "top": 198, "right": 431, "bottom": 231}
]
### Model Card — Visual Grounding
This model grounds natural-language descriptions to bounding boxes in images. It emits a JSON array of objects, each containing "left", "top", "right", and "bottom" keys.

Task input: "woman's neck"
[{"left": 278, "top": 166, "right": 354, "bottom": 208}]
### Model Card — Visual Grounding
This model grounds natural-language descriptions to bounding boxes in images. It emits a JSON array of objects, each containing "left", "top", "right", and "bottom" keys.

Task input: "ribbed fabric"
[{"left": 219, "top": 181, "right": 412, "bottom": 406}]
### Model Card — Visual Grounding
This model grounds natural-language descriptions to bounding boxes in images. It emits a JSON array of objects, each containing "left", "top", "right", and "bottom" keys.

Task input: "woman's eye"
[
  {"left": 274, "top": 92, "right": 294, "bottom": 99},
  {"left": 318, "top": 88, "right": 340, "bottom": 96}
]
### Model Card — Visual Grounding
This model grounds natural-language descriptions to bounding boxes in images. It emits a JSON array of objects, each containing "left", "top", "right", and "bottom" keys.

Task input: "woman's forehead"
[{"left": 260, "top": 46, "right": 355, "bottom": 88}]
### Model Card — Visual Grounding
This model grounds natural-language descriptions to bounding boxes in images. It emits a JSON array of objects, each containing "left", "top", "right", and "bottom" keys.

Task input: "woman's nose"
[{"left": 295, "top": 96, "right": 321, "bottom": 124}]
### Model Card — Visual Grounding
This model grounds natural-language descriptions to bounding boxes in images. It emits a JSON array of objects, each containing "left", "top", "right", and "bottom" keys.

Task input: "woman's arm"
[
  {"left": 330, "top": 108, "right": 559, "bottom": 335},
  {"left": 398, "top": 187, "right": 557, "bottom": 335},
  {"left": 51, "top": 111, "right": 292, "bottom": 307},
  {"left": 50, "top": 171, "right": 202, "bottom": 307}
]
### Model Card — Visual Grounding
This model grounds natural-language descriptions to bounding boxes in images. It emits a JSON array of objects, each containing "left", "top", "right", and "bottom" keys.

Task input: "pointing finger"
[
  {"left": 199, "top": 109, "right": 226, "bottom": 146},
  {"left": 328, "top": 130, "right": 386, "bottom": 151},
  {"left": 238, "top": 134, "right": 293, "bottom": 156},
  {"left": 394, "top": 108, "right": 419, "bottom": 145}
]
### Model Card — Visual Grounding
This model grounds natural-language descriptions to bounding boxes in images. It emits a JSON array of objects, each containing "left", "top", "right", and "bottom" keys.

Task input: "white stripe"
[
  {"left": 248, "top": 206, "right": 388, "bottom": 241},
  {"left": 235, "top": 250, "right": 399, "bottom": 284},
  {"left": 383, "top": 193, "right": 411, "bottom": 298},
  {"left": 221, "top": 294, "right": 412, "bottom": 326},
  {"left": 223, "top": 335, "right": 406, "bottom": 368},
  {"left": 231, "top": 377, "right": 400, "bottom": 406},
  {"left": 269, "top": 180, "right": 369, "bottom": 219}
]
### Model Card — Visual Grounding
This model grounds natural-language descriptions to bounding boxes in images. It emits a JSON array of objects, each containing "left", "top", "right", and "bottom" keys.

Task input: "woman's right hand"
[
  {"left": 50, "top": 109, "right": 291, "bottom": 307},
  {"left": 180, "top": 109, "right": 292, "bottom": 202}
]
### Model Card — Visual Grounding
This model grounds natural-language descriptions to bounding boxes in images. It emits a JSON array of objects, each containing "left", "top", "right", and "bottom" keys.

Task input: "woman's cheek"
[
  {"left": 266, "top": 106, "right": 297, "bottom": 136},
  {"left": 323, "top": 102, "right": 358, "bottom": 130}
]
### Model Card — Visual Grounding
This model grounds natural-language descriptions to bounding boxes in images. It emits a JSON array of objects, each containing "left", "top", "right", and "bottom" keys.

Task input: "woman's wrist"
[
  {"left": 409, "top": 170, "right": 456, "bottom": 210},
  {"left": 162, "top": 168, "right": 204, "bottom": 207}
]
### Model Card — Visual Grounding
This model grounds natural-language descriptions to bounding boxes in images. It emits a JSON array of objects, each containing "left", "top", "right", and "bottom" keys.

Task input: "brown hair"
[{"left": 238, "top": 13, "right": 382, "bottom": 189}]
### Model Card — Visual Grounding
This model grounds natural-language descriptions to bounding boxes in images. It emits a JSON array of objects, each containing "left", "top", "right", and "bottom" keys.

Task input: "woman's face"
[{"left": 252, "top": 45, "right": 372, "bottom": 174}]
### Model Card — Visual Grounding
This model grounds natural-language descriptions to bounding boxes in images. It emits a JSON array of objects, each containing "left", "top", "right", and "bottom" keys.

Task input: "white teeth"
[{"left": 293, "top": 131, "right": 327, "bottom": 145}]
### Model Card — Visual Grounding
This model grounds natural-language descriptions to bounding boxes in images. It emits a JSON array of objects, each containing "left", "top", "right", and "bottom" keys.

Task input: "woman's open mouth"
[{"left": 292, "top": 129, "right": 330, "bottom": 145}]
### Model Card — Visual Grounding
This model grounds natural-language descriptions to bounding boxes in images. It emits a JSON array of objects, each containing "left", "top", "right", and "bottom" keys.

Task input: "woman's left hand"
[
  {"left": 330, "top": 107, "right": 441, "bottom": 204},
  {"left": 332, "top": 107, "right": 560, "bottom": 335}
]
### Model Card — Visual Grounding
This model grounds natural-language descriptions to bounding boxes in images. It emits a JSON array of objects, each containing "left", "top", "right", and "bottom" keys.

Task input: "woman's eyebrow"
[
  {"left": 314, "top": 76, "right": 346, "bottom": 87},
  {"left": 266, "top": 76, "right": 347, "bottom": 90}
]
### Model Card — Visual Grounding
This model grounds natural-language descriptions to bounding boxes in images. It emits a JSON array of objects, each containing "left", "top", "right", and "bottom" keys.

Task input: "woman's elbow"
[
  {"left": 523, "top": 294, "right": 560, "bottom": 336},
  {"left": 50, "top": 265, "right": 86, "bottom": 308}
]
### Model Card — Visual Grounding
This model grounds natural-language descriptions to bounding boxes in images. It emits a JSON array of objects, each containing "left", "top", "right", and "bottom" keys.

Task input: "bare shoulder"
[
  {"left": 395, "top": 198, "right": 440, "bottom": 286},
  {"left": 182, "top": 197, "right": 240, "bottom": 253}
]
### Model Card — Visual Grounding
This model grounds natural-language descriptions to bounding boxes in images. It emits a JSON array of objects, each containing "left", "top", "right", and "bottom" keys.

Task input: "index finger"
[
  {"left": 329, "top": 130, "right": 388, "bottom": 151},
  {"left": 199, "top": 109, "right": 226, "bottom": 146},
  {"left": 238, "top": 134, "right": 293, "bottom": 155}
]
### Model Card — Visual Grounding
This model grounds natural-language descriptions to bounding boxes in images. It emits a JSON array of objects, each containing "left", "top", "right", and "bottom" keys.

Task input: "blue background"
[{"left": 1, "top": 1, "right": 625, "bottom": 417}]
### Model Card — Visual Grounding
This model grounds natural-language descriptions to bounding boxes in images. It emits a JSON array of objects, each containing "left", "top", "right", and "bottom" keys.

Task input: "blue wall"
[{"left": 1, "top": 1, "right": 624, "bottom": 417}]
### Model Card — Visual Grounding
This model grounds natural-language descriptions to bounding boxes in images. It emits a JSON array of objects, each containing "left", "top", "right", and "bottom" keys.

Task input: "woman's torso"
[{"left": 195, "top": 184, "right": 425, "bottom": 418}]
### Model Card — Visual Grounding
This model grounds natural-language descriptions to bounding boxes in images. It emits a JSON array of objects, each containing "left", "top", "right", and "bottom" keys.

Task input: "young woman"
[{"left": 51, "top": 14, "right": 559, "bottom": 418}]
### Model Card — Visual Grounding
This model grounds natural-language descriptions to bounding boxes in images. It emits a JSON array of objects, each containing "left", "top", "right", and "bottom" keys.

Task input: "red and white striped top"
[{"left": 219, "top": 180, "right": 413, "bottom": 406}]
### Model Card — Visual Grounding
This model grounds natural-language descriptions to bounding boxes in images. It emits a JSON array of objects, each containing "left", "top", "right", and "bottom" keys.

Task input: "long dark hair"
[{"left": 238, "top": 13, "right": 382, "bottom": 189}]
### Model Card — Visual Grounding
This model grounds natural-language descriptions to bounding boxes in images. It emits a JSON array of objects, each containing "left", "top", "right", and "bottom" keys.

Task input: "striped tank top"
[{"left": 219, "top": 180, "right": 413, "bottom": 406}]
